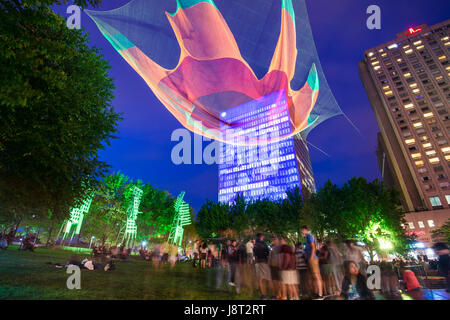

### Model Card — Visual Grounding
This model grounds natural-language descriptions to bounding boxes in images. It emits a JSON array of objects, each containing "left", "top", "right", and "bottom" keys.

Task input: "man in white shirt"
[{"left": 246, "top": 239, "right": 254, "bottom": 264}]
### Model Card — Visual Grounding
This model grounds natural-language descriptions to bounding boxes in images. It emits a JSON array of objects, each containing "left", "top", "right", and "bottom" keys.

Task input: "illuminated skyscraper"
[
  {"left": 359, "top": 20, "right": 450, "bottom": 212},
  {"left": 359, "top": 20, "right": 450, "bottom": 248},
  {"left": 218, "top": 90, "right": 316, "bottom": 204}
]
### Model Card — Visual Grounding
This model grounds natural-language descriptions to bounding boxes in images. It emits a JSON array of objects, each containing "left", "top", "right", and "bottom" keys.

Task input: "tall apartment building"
[
  {"left": 360, "top": 20, "right": 450, "bottom": 211},
  {"left": 359, "top": 20, "right": 450, "bottom": 248}
]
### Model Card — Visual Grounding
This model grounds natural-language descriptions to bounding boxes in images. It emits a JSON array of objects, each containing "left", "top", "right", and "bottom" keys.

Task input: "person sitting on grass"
[
  {"left": 20, "top": 236, "right": 35, "bottom": 252},
  {"left": 340, "top": 260, "right": 375, "bottom": 300},
  {"left": 0, "top": 234, "right": 8, "bottom": 250}
]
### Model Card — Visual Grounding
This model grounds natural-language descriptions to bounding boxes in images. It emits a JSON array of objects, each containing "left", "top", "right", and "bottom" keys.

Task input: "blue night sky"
[{"left": 55, "top": 1, "right": 450, "bottom": 211}]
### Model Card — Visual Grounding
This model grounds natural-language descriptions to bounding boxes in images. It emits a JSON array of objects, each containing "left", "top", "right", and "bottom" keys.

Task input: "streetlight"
[{"left": 89, "top": 236, "right": 95, "bottom": 249}]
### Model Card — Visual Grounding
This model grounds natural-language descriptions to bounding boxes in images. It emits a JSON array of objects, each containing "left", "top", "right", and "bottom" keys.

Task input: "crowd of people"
[
  {"left": 185, "top": 226, "right": 450, "bottom": 300},
  {"left": 2, "top": 226, "right": 449, "bottom": 299}
]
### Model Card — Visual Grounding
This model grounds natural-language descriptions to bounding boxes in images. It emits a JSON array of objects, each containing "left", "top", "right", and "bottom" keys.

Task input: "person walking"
[
  {"left": 200, "top": 241, "right": 208, "bottom": 269},
  {"left": 295, "top": 242, "right": 310, "bottom": 298},
  {"left": 168, "top": 243, "right": 178, "bottom": 269},
  {"left": 254, "top": 233, "right": 274, "bottom": 299},
  {"left": 227, "top": 240, "right": 238, "bottom": 287},
  {"left": 301, "top": 226, "right": 324, "bottom": 300},
  {"left": 433, "top": 242, "right": 450, "bottom": 293},
  {"left": 193, "top": 240, "right": 200, "bottom": 268},
  {"left": 279, "top": 238, "right": 299, "bottom": 300},
  {"left": 327, "top": 240, "right": 344, "bottom": 296},
  {"left": 269, "top": 237, "right": 282, "bottom": 299},
  {"left": 344, "top": 240, "right": 366, "bottom": 276},
  {"left": 246, "top": 238, "right": 254, "bottom": 265}
]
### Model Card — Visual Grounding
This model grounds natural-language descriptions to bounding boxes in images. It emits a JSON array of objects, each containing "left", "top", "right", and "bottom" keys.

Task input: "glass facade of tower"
[{"left": 218, "top": 90, "right": 314, "bottom": 205}]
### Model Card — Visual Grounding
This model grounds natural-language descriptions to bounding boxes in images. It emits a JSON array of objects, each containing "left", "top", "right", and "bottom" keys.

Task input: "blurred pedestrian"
[
  {"left": 246, "top": 238, "right": 254, "bottom": 265},
  {"left": 200, "top": 241, "right": 208, "bottom": 269},
  {"left": 254, "top": 233, "right": 274, "bottom": 299},
  {"left": 168, "top": 243, "right": 178, "bottom": 269},
  {"left": 279, "top": 238, "right": 299, "bottom": 300},
  {"left": 269, "top": 237, "right": 282, "bottom": 299},
  {"left": 301, "top": 226, "right": 323, "bottom": 299},
  {"left": 432, "top": 242, "right": 449, "bottom": 293},
  {"left": 295, "top": 242, "right": 310, "bottom": 297}
]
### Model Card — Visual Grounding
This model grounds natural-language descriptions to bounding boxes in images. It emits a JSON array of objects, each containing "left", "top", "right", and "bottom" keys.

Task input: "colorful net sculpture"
[{"left": 86, "top": 0, "right": 342, "bottom": 146}]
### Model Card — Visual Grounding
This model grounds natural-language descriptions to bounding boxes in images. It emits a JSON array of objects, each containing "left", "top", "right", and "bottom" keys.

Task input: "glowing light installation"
[
  {"left": 87, "top": 0, "right": 343, "bottom": 203},
  {"left": 219, "top": 90, "right": 302, "bottom": 203},
  {"left": 61, "top": 193, "right": 94, "bottom": 244},
  {"left": 86, "top": 0, "right": 342, "bottom": 146},
  {"left": 122, "top": 186, "right": 143, "bottom": 248},
  {"left": 168, "top": 192, "right": 191, "bottom": 247}
]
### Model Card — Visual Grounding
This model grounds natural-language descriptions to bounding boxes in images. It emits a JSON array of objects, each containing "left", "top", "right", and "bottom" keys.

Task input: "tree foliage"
[
  {"left": 195, "top": 178, "right": 410, "bottom": 258},
  {"left": 431, "top": 219, "right": 450, "bottom": 244},
  {"left": 0, "top": 0, "right": 121, "bottom": 219}
]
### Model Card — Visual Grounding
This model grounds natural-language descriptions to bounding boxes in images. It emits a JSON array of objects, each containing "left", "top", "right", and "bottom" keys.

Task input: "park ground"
[
  {"left": 0, "top": 246, "right": 448, "bottom": 300},
  {"left": 0, "top": 246, "right": 257, "bottom": 300}
]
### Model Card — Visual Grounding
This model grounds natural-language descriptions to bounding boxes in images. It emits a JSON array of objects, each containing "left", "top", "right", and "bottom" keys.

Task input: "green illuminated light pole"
[
  {"left": 122, "top": 186, "right": 143, "bottom": 248},
  {"left": 168, "top": 191, "right": 191, "bottom": 247}
]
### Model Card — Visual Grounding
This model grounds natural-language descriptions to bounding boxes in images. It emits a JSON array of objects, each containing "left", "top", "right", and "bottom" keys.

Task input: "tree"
[
  {"left": 432, "top": 219, "right": 450, "bottom": 244},
  {"left": 83, "top": 172, "right": 130, "bottom": 246},
  {"left": 308, "top": 178, "right": 408, "bottom": 261},
  {"left": 136, "top": 185, "right": 176, "bottom": 241},
  {"left": 195, "top": 200, "right": 231, "bottom": 240},
  {"left": 0, "top": 0, "right": 121, "bottom": 220}
]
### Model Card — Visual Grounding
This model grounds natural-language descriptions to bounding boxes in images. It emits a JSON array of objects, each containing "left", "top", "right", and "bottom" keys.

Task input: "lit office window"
[
  {"left": 429, "top": 196, "right": 442, "bottom": 207},
  {"left": 418, "top": 221, "right": 425, "bottom": 228},
  {"left": 427, "top": 220, "right": 435, "bottom": 228},
  {"left": 429, "top": 157, "right": 440, "bottom": 164},
  {"left": 408, "top": 222, "right": 415, "bottom": 229},
  {"left": 446, "top": 195, "right": 450, "bottom": 204}
]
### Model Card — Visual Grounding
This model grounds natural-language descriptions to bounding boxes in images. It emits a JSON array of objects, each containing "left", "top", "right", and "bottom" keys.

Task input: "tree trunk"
[
  {"left": 46, "top": 225, "right": 54, "bottom": 246},
  {"left": 13, "top": 216, "right": 22, "bottom": 238},
  {"left": 368, "top": 245, "right": 375, "bottom": 264}
]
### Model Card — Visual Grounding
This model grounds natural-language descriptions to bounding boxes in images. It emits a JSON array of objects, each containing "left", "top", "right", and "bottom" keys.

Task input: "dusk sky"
[{"left": 55, "top": 0, "right": 450, "bottom": 210}]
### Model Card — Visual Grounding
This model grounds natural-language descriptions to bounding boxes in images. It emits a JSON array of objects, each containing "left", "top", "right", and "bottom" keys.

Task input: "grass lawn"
[{"left": 0, "top": 246, "right": 258, "bottom": 300}]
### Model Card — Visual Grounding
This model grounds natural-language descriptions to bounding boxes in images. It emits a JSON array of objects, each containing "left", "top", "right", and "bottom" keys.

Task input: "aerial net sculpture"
[
  {"left": 168, "top": 191, "right": 191, "bottom": 247},
  {"left": 59, "top": 192, "right": 94, "bottom": 245},
  {"left": 121, "top": 186, "right": 143, "bottom": 248},
  {"left": 86, "top": 0, "right": 343, "bottom": 146}
]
